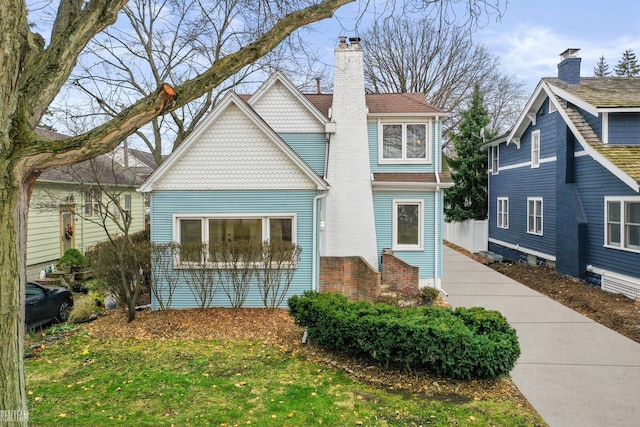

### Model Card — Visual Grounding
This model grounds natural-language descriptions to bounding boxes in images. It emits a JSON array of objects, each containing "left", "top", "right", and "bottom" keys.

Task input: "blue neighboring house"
[
  {"left": 138, "top": 37, "right": 452, "bottom": 308},
  {"left": 483, "top": 48, "right": 640, "bottom": 299}
]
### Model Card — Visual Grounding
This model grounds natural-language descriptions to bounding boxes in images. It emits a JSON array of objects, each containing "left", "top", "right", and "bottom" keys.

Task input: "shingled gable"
[
  {"left": 491, "top": 79, "right": 640, "bottom": 193},
  {"left": 137, "top": 91, "right": 328, "bottom": 193},
  {"left": 246, "top": 71, "right": 329, "bottom": 127}
]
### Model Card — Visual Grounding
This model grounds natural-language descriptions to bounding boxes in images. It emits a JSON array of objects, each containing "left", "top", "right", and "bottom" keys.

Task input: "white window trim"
[
  {"left": 491, "top": 145, "right": 499, "bottom": 175},
  {"left": 604, "top": 196, "right": 640, "bottom": 253},
  {"left": 548, "top": 100, "right": 557, "bottom": 114},
  {"left": 392, "top": 200, "right": 424, "bottom": 251},
  {"left": 527, "top": 197, "right": 543, "bottom": 236},
  {"left": 378, "top": 121, "right": 432, "bottom": 164},
  {"left": 531, "top": 130, "right": 541, "bottom": 169},
  {"left": 172, "top": 213, "right": 298, "bottom": 267},
  {"left": 497, "top": 197, "right": 509, "bottom": 229}
]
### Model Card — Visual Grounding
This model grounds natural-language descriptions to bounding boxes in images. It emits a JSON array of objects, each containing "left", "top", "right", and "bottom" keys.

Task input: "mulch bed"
[{"left": 445, "top": 241, "right": 640, "bottom": 344}]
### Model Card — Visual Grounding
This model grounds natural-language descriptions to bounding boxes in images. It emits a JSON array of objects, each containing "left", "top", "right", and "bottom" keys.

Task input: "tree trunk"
[{"left": 0, "top": 168, "right": 29, "bottom": 427}]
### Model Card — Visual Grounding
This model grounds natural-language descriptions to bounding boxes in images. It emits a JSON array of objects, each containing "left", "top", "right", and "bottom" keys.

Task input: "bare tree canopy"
[
  {"left": 1, "top": 1, "right": 504, "bottom": 422},
  {"left": 51, "top": 0, "right": 337, "bottom": 165},
  {"left": 362, "top": 15, "right": 526, "bottom": 140}
]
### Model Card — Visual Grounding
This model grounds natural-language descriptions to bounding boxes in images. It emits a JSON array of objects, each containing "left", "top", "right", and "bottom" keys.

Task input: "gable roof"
[
  {"left": 138, "top": 91, "right": 329, "bottom": 192},
  {"left": 485, "top": 78, "right": 640, "bottom": 192},
  {"left": 544, "top": 77, "right": 640, "bottom": 110},
  {"left": 34, "top": 128, "right": 144, "bottom": 186},
  {"left": 38, "top": 154, "right": 143, "bottom": 186}
]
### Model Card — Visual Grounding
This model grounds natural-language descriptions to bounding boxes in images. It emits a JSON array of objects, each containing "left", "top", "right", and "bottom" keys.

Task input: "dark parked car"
[{"left": 26, "top": 281, "right": 73, "bottom": 329}]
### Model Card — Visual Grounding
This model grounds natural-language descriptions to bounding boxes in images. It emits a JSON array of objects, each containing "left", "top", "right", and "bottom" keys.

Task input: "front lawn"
[{"left": 26, "top": 310, "right": 546, "bottom": 426}]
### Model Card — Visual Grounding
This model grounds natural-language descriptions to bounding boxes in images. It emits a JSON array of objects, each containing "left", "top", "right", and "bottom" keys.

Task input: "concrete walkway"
[{"left": 442, "top": 245, "right": 640, "bottom": 427}]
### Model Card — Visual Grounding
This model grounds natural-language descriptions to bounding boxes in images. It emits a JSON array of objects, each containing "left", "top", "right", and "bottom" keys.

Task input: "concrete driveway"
[{"left": 442, "top": 245, "right": 640, "bottom": 427}]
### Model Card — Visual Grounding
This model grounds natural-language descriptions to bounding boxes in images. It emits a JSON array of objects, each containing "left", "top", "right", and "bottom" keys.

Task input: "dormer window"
[{"left": 380, "top": 122, "right": 430, "bottom": 163}]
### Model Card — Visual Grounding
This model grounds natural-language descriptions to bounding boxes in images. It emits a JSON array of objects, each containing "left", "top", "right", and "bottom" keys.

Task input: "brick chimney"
[
  {"left": 558, "top": 48, "right": 581, "bottom": 85},
  {"left": 323, "top": 36, "right": 379, "bottom": 270}
]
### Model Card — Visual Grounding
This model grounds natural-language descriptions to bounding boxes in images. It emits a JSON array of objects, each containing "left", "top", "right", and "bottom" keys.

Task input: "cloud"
[{"left": 478, "top": 24, "right": 640, "bottom": 88}]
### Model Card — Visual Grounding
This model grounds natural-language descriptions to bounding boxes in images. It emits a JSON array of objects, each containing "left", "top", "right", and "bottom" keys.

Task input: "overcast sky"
[{"left": 309, "top": 0, "right": 640, "bottom": 91}]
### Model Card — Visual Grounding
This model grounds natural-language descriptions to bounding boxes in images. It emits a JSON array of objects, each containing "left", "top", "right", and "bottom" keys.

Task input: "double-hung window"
[
  {"left": 393, "top": 200, "right": 423, "bottom": 250},
  {"left": 491, "top": 145, "right": 499, "bottom": 175},
  {"left": 497, "top": 198, "right": 509, "bottom": 229},
  {"left": 84, "top": 189, "right": 101, "bottom": 217},
  {"left": 527, "top": 198, "right": 543, "bottom": 235},
  {"left": 605, "top": 198, "right": 640, "bottom": 251},
  {"left": 531, "top": 130, "right": 540, "bottom": 168},
  {"left": 175, "top": 214, "right": 295, "bottom": 265},
  {"left": 381, "top": 123, "right": 429, "bottom": 163}
]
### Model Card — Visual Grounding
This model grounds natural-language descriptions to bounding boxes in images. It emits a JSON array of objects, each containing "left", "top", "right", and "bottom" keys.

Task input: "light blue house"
[
  {"left": 139, "top": 37, "right": 452, "bottom": 308},
  {"left": 483, "top": 49, "right": 640, "bottom": 299}
]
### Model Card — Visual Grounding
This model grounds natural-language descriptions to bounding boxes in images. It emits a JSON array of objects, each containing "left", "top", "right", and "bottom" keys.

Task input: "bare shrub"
[
  {"left": 178, "top": 241, "right": 217, "bottom": 308},
  {"left": 256, "top": 241, "right": 302, "bottom": 310},
  {"left": 211, "top": 240, "right": 261, "bottom": 309},
  {"left": 149, "top": 242, "right": 180, "bottom": 310}
]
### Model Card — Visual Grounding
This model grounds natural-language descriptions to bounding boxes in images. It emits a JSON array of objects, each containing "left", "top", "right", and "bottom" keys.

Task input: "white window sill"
[
  {"left": 603, "top": 244, "right": 640, "bottom": 254},
  {"left": 526, "top": 230, "right": 543, "bottom": 236}
]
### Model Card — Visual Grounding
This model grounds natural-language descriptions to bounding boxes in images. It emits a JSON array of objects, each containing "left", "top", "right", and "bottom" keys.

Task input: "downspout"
[
  {"left": 312, "top": 192, "right": 328, "bottom": 292},
  {"left": 303, "top": 191, "right": 327, "bottom": 345},
  {"left": 434, "top": 117, "right": 448, "bottom": 297}
]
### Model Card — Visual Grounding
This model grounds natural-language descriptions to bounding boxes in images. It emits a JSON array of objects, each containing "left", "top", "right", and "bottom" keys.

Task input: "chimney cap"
[{"left": 560, "top": 48, "right": 580, "bottom": 60}]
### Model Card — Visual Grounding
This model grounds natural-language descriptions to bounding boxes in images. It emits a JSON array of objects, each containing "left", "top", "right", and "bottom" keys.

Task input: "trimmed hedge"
[{"left": 288, "top": 292, "right": 520, "bottom": 379}]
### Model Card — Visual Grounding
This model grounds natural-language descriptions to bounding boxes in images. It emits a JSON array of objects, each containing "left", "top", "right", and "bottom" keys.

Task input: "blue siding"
[
  {"left": 280, "top": 133, "right": 326, "bottom": 176},
  {"left": 608, "top": 112, "right": 640, "bottom": 145},
  {"left": 372, "top": 190, "right": 438, "bottom": 279},
  {"left": 489, "top": 100, "right": 560, "bottom": 259},
  {"left": 368, "top": 121, "right": 437, "bottom": 173},
  {"left": 574, "top": 155, "right": 640, "bottom": 279},
  {"left": 578, "top": 107, "right": 602, "bottom": 141},
  {"left": 150, "top": 189, "right": 319, "bottom": 309},
  {"left": 488, "top": 165, "right": 557, "bottom": 257}
]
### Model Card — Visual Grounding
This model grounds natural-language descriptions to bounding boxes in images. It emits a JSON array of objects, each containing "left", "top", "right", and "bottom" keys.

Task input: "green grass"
[{"left": 26, "top": 333, "right": 544, "bottom": 426}]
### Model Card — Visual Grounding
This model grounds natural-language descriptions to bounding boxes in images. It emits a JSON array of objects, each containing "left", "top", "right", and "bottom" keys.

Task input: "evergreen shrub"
[{"left": 288, "top": 292, "right": 520, "bottom": 379}]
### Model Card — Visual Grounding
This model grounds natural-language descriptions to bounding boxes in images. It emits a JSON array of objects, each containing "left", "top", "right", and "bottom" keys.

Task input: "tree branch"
[
  {"left": 21, "top": 0, "right": 352, "bottom": 173},
  {"left": 20, "top": 0, "right": 128, "bottom": 125}
]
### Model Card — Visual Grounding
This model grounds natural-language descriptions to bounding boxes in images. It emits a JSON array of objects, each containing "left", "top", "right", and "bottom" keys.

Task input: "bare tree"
[
  {"left": 362, "top": 15, "right": 526, "bottom": 143},
  {"left": 2, "top": 0, "right": 503, "bottom": 418},
  {"left": 49, "top": 0, "right": 336, "bottom": 164}
]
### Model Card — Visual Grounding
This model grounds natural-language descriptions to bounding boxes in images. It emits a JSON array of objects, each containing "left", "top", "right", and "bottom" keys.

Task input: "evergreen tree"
[
  {"left": 593, "top": 55, "right": 611, "bottom": 77},
  {"left": 615, "top": 49, "right": 640, "bottom": 77},
  {"left": 444, "top": 85, "right": 496, "bottom": 222}
]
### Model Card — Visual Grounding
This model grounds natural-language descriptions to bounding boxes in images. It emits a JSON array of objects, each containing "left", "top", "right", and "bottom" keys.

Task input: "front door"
[{"left": 60, "top": 207, "right": 75, "bottom": 256}]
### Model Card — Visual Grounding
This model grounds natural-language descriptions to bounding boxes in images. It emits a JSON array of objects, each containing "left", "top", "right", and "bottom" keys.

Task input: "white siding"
[
  {"left": 153, "top": 104, "right": 317, "bottom": 191},
  {"left": 250, "top": 81, "right": 325, "bottom": 133}
]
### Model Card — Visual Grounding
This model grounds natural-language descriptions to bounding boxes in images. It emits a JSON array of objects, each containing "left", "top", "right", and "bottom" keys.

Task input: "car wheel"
[{"left": 56, "top": 299, "right": 72, "bottom": 323}]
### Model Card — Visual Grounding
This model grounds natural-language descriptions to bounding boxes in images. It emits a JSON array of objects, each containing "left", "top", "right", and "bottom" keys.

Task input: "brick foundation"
[{"left": 319, "top": 256, "right": 381, "bottom": 302}]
